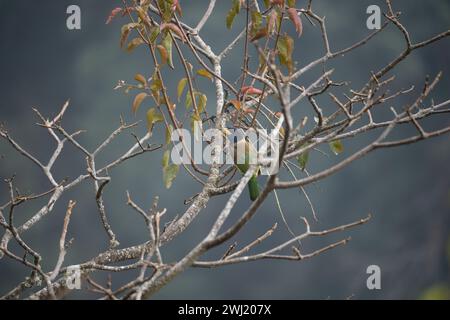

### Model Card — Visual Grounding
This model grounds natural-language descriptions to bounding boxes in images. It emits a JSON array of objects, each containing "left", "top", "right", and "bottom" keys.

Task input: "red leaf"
[
  {"left": 267, "top": 10, "right": 278, "bottom": 36},
  {"left": 171, "top": 0, "right": 183, "bottom": 16},
  {"left": 122, "top": 7, "right": 135, "bottom": 16},
  {"left": 287, "top": 8, "right": 303, "bottom": 37},
  {"left": 243, "top": 107, "right": 256, "bottom": 114},
  {"left": 241, "top": 86, "right": 263, "bottom": 96},
  {"left": 160, "top": 23, "right": 186, "bottom": 42},
  {"left": 270, "top": 0, "right": 285, "bottom": 6},
  {"left": 250, "top": 28, "right": 268, "bottom": 42},
  {"left": 106, "top": 7, "right": 123, "bottom": 25}
]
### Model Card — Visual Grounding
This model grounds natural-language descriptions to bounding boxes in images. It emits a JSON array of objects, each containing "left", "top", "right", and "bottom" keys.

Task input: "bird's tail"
[{"left": 248, "top": 175, "right": 260, "bottom": 201}]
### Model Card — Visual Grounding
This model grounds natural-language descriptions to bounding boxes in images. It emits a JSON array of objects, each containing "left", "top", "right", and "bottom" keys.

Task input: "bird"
[
  {"left": 233, "top": 135, "right": 260, "bottom": 201},
  {"left": 221, "top": 127, "right": 260, "bottom": 201}
]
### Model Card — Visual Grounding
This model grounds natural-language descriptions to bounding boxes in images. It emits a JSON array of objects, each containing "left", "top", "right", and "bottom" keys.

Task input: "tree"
[{"left": 0, "top": 0, "right": 449, "bottom": 299}]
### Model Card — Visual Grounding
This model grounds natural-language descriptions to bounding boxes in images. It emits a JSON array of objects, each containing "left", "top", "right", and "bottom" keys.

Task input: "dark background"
[{"left": 0, "top": 0, "right": 449, "bottom": 299}]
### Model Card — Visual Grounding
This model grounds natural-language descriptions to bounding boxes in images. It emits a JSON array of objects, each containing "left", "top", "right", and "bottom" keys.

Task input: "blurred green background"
[{"left": 0, "top": 0, "right": 449, "bottom": 299}]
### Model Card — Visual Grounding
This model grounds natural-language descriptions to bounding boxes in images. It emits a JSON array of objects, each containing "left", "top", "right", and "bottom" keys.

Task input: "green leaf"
[
  {"left": 163, "top": 164, "right": 179, "bottom": 189},
  {"left": 196, "top": 69, "right": 213, "bottom": 81},
  {"left": 146, "top": 107, "right": 164, "bottom": 131},
  {"left": 226, "top": 0, "right": 241, "bottom": 29},
  {"left": 165, "top": 124, "right": 173, "bottom": 145},
  {"left": 185, "top": 91, "right": 207, "bottom": 112},
  {"left": 149, "top": 26, "right": 160, "bottom": 43},
  {"left": 185, "top": 91, "right": 193, "bottom": 109},
  {"left": 158, "top": 0, "right": 173, "bottom": 22},
  {"left": 198, "top": 93, "right": 207, "bottom": 113},
  {"left": 329, "top": 139, "right": 344, "bottom": 155},
  {"left": 177, "top": 78, "right": 188, "bottom": 101},
  {"left": 132, "top": 92, "right": 148, "bottom": 114},
  {"left": 297, "top": 150, "right": 309, "bottom": 171},
  {"left": 287, "top": 0, "right": 296, "bottom": 7},
  {"left": 277, "top": 34, "right": 294, "bottom": 73},
  {"left": 162, "top": 149, "right": 170, "bottom": 168},
  {"left": 150, "top": 76, "right": 163, "bottom": 104},
  {"left": 161, "top": 32, "right": 174, "bottom": 69},
  {"left": 251, "top": 11, "right": 263, "bottom": 34}
]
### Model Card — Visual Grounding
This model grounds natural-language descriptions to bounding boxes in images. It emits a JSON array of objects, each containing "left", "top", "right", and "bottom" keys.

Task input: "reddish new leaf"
[
  {"left": 156, "top": 45, "right": 168, "bottom": 65},
  {"left": 160, "top": 23, "right": 186, "bottom": 42},
  {"left": 267, "top": 10, "right": 280, "bottom": 36},
  {"left": 132, "top": 92, "right": 148, "bottom": 115},
  {"left": 250, "top": 27, "right": 268, "bottom": 42},
  {"left": 270, "top": 0, "right": 285, "bottom": 6},
  {"left": 287, "top": 8, "right": 303, "bottom": 37},
  {"left": 106, "top": 7, "right": 122, "bottom": 25},
  {"left": 171, "top": 0, "right": 183, "bottom": 16},
  {"left": 243, "top": 107, "right": 256, "bottom": 114},
  {"left": 241, "top": 86, "right": 263, "bottom": 96}
]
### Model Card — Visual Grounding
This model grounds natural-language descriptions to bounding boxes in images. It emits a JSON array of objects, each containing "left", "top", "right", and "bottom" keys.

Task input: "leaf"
[
  {"left": 243, "top": 107, "right": 255, "bottom": 114},
  {"left": 150, "top": 76, "right": 163, "bottom": 94},
  {"left": 156, "top": 45, "right": 168, "bottom": 65},
  {"left": 297, "top": 150, "right": 309, "bottom": 171},
  {"left": 132, "top": 92, "right": 147, "bottom": 114},
  {"left": 287, "top": 8, "right": 303, "bottom": 37},
  {"left": 226, "top": 0, "right": 241, "bottom": 29},
  {"left": 196, "top": 69, "right": 213, "bottom": 81},
  {"left": 146, "top": 107, "right": 164, "bottom": 131},
  {"left": 134, "top": 73, "right": 147, "bottom": 86},
  {"left": 251, "top": 10, "right": 263, "bottom": 34},
  {"left": 120, "top": 23, "right": 139, "bottom": 48},
  {"left": 177, "top": 78, "right": 188, "bottom": 101},
  {"left": 160, "top": 23, "right": 186, "bottom": 42},
  {"left": 267, "top": 10, "right": 280, "bottom": 36},
  {"left": 161, "top": 32, "right": 174, "bottom": 69},
  {"left": 106, "top": 7, "right": 122, "bottom": 25},
  {"left": 149, "top": 26, "right": 160, "bottom": 43},
  {"left": 136, "top": 6, "right": 150, "bottom": 26},
  {"left": 156, "top": 44, "right": 169, "bottom": 65},
  {"left": 171, "top": 0, "right": 182, "bottom": 16},
  {"left": 270, "top": 0, "right": 285, "bottom": 5},
  {"left": 185, "top": 91, "right": 193, "bottom": 109},
  {"left": 287, "top": 0, "right": 296, "bottom": 7},
  {"left": 329, "top": 139, "right": 344, "bottom": 155},
  {"left": 126, "top": 37, "right": 144, "bottom": 53},
  {"left": 250, "top": 27, "right": 268, "bottom": 42},
  {"left": 241, "top": 86, "right": 263, "bottom": 95},
  {"left": 162, "top": 149, "right": 170, "bottom": 168},
  {"left": 165, "top": 124, "right": 173, "bottom": 145},
  {"left": 229, "top": 99, "right": 242, "bottom": 110},
  {"left": 277, "top": 34, "right": 294, "bottom": 73},
  {"left": 198, "top": 93, "right": 207, "bottom": 113},
  {"left": 158, "top": 0, "right": 173, "bottom": 22},
  {"left": 163, "top": 164, "right": 179, "bottom": 189}
]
